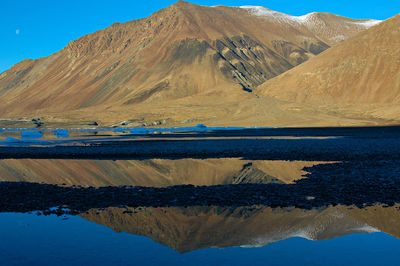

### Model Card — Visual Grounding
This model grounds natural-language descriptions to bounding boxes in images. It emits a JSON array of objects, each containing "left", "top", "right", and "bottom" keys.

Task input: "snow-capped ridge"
[{"left": 239, "top": 6, "right": 382, "bottom": 28}]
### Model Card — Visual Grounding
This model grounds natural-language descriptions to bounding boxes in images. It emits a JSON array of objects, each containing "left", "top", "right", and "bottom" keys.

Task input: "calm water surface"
[{"left": 0, "top": 211, "right": 399, "bottom": 266}]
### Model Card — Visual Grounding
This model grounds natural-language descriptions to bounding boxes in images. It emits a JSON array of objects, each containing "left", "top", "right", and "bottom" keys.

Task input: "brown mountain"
[
  {"left": 258, "top": 14, "right": 400, "bottom": 123},
  {"left": 0, "top": 1, "right": 380, "bottom": 128}
]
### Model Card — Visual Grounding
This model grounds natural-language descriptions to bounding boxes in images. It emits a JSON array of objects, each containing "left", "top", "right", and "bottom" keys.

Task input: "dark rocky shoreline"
[
  {"left": 1, "top": 137, "right": 400, "bottom": 161},
  {"left": 1, "top": 159, "right": 399, "bottom": 215},
  {"left": 1, "top": 126, "right": 400, "bottom": 160}
]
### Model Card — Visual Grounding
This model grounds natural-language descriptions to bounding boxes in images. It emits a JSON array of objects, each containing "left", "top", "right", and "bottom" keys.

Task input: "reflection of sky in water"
[
  {"left": 21, "top": 131, "right": 43, "bottom": 139},
  {"left": 0, "top": 126, "right": 342, "bottom": 148},
  {"left": 0, "top": 125, "right": 272, "bottom": 139},
  {"left": 0, "top": 213, "right": 398, "bottom": 266},
  {"left": 52, "top": 129, "right": 69, "bottom": 138},
  {"left": 0, "top": 126, "right": 268, "bottom": 146}
]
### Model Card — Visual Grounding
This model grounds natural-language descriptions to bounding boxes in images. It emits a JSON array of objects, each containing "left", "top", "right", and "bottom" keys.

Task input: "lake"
[{"left": 0, "top": 126, "right": 400, "bottom": 265}]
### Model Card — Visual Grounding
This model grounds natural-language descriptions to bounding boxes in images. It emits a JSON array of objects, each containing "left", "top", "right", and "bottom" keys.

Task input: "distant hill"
[{"left": 258, "top": 14, "right": 400, "bottom": 124}]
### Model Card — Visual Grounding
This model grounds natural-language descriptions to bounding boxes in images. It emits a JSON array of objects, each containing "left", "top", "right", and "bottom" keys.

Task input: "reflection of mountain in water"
[
  {"left": 80, "top": 205, "right": 400, "bottom": 253},
  {"left": 232, "top": 162, "right": 284, "bottom": 184},
  {"left": 0, "top": 159, "right": 332, "bottom": 187}
]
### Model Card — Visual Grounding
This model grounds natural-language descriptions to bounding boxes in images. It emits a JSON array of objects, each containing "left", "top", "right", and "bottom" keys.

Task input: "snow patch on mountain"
[
  {"left": 240, "top": 6, "right": 312, "bottom": 25},
  {"left": 351, "top": 19, "right": 382, "bottom": 28}
]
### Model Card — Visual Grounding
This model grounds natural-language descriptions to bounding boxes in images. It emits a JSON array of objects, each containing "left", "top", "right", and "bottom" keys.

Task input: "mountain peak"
[
  {"left": 171, "top": 0, "right": 196, "bottom": 8},
  {"left": 0, "top": 3, "right": 389, "bottom": 128}
]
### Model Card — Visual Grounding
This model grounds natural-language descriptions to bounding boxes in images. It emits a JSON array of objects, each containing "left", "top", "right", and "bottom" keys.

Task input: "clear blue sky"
[{"left": 1, "top": 0, "right": 399, "bottom": 73}]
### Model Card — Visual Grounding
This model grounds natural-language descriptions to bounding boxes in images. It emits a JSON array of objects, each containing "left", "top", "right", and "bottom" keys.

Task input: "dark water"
[{"left": 1, "top": 127, "right": 400, "bottom": 265}]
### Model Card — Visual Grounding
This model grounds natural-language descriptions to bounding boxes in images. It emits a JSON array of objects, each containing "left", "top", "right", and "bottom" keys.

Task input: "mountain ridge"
[{"left": 0, "top": 1, "right": 389, "bottom": 128}]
